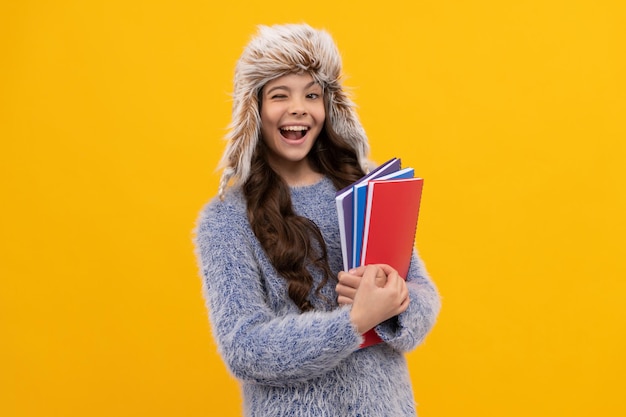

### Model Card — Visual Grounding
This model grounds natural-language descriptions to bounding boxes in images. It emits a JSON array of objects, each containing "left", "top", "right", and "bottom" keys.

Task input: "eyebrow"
[{"left": 265, "top": 81, "right": 320, "bottom": 95}]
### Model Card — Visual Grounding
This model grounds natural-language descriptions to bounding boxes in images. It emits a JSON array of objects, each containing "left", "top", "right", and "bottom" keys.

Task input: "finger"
[
  {"left": 374, "top": 267, "right": 387, "bottom": 288},
  {"left": 338, "top": 271, "right": 361, "bottom": 289},
  {"left": 337, "top": 277, "right": 361, "bottom": 290},
  {"left": 397, "top": 298, "right": 409, "bottom": 314},
  {"left": 400, "top": 288, "right": 409, "bottom": 304},
  {"left": 337, "top": 295, "right": 354, "bottom": 305},
  {"left": 401, "top": 280, "right": 409, "bottom": 298},
  {"left": 356, "top": 266, "right": 378, "bottom": 292},
  {"left": 376, "top": 263, "right": 399, "bottom": 277},
  {"left": 363, "top": 265, "right": 381, "bottom": 280},
  {"left": 335, "top": 283, "right": 357, "bottom": 299},
  {"left": 383, "top": 268, "right": 399, "bottom": 288},
  {"left": 401, "top": 294, "right": 410, "bottom": 310},
  {"left": 395, "top": 281, "right": 408, "bottom": 305},
  {"left": 348, "top": 265, "right": 368, "bottom": 276}
]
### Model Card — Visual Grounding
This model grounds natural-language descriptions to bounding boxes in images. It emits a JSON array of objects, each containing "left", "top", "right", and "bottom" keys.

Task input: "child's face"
[{"left": 260, "top": 72, "right": 325, "bottom": 179}]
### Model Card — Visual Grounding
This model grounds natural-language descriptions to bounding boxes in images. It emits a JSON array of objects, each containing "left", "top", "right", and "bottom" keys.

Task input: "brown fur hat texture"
[{"left": 218, "top": 23, "right": 370, "bottom": 198}]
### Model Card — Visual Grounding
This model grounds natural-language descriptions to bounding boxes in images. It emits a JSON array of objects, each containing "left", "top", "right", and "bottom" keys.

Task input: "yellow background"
[{"left": 1, "top": 1, "right": 625, "bottom": 416}]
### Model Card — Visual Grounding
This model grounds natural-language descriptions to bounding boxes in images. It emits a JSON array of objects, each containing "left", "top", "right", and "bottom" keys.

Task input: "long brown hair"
[{"left": 243, "top": 122, "right": 365, "bottom": 312}]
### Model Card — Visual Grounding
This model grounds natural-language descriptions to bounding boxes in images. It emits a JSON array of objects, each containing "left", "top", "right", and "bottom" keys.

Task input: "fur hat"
[{"left": 217, "top": 23, "right": 370, "bottom": 198}]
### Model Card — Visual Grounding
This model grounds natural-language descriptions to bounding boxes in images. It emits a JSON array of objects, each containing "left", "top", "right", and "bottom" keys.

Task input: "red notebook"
[{"left": 359, "top": 177, "right": 424, "bottom": 348}]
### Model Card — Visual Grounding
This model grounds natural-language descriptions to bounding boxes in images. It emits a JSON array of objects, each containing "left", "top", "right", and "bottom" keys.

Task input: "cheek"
[
  {"left": 259, "top": 110, "right": 275, "bottom": 141},
  {"left": 259, "top": 107, "right": 270, "bottom": 126},
  {"left": 313, "top": 105, "right": 326, "bottom": 122},
  {"left": 260, "top": 104, "right": 284, "bottom": 127}
]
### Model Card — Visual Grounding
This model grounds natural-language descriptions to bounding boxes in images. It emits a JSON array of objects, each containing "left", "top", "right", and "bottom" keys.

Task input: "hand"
[
  {"left": 348, "top": 265, "right": 410, "bottom": 335},
  {"left": 336, "top": 265, "right": 386, "bottom": 305}
]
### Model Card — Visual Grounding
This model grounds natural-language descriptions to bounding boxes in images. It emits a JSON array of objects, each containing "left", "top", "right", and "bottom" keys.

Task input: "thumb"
[{"left": 362, "top": 265, "right": 380, "bottom": 288}]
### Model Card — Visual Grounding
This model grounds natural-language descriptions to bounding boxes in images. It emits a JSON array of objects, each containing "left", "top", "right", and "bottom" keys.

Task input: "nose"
[{"left": 289, "top": 98, "right": 307, "bottom": 116}]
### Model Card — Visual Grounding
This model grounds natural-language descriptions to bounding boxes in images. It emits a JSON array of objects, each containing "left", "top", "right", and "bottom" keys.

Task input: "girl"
[{"left": 194, "top": 23, "right": 440, "bottom": 417}]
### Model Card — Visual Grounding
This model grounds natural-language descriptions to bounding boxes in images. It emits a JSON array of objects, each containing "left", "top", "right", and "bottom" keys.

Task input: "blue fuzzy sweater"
[{"left": 194, "top": 176, "right": 441, "bottom": 416}]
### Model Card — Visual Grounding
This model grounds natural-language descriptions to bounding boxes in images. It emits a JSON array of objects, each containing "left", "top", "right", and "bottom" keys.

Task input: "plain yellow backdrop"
[{"left": 1, "top": 1, "right": 625, "bottom": 416}]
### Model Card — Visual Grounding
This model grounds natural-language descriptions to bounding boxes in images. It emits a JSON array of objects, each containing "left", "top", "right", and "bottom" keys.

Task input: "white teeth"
[{"left": 280, "top": 126, "right": 308, "bottom": 131}]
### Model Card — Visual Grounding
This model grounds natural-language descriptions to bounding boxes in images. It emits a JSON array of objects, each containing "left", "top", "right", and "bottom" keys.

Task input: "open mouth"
[{"left": 280, "top": 126, "right": 309, "bottom": 140}]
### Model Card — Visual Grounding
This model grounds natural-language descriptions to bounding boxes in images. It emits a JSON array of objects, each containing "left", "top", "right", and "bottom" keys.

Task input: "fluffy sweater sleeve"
[{"left": 194, "top": 189, "right": 363, "bottom": 387}]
